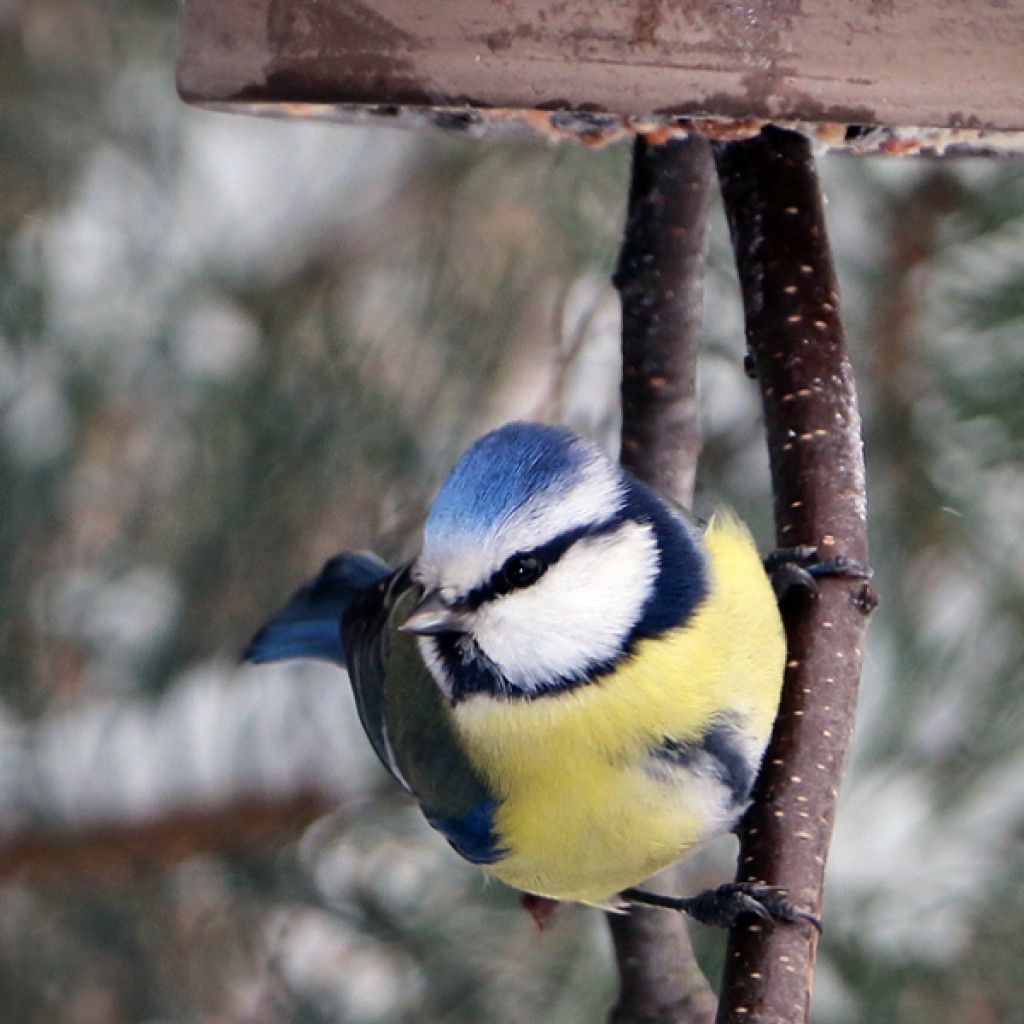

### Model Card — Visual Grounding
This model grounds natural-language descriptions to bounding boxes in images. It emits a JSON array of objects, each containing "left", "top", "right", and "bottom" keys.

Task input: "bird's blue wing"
[
  {"left": 343, "top": 568, "right": 506, "bottom": 864},
  {"left": 245, "top": 554, "right": 504, "bottom": 864}
]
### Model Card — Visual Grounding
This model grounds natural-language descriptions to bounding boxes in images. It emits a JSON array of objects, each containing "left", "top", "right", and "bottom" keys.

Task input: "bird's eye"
[{"left": 502, "top": 554, "right": 545, "bottom": 589}]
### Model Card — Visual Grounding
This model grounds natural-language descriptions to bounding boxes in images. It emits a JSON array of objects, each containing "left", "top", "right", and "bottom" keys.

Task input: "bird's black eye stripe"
[{"left": 464, "top": 510, "right": 630, "bottom": 610}]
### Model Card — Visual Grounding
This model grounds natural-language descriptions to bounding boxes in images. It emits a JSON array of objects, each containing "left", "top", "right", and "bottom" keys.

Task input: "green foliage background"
[{"left": 2, "top": 3, "right": 1024, "bottom": 1022}]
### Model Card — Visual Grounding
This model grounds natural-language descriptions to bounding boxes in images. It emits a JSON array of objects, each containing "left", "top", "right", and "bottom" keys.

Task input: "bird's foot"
[
  {"left": 763, "top": 545, "right": 873, "bottom": 603},
  {"left": 520, "top": 892, "right": 561, "bottom": 931},
  {"left": 620, "top": 882, "right": 821, "bottom": 933}
]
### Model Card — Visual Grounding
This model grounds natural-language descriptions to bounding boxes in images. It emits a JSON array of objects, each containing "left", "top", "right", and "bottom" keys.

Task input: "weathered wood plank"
[{"left": 177, "top": 0, "right": 1024, "bottom": 136}]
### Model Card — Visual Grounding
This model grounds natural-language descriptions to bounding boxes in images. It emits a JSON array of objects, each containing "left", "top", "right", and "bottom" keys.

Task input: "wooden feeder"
[{"left": 177, "top": 0, "right": 1024, "bottom": 152}]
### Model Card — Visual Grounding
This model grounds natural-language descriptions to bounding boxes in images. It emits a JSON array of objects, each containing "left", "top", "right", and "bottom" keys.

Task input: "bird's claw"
[
  {"left": 621, "top": 882, "right": 821, "bottom": 933},
  {"left": 763, "top": 545, "right": 872, "bottom": 602}
]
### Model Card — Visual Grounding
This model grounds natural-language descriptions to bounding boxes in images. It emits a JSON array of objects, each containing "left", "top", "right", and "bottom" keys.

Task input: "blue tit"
[{"left": 246, "top": 421, "right": 786, "bottom": 912}]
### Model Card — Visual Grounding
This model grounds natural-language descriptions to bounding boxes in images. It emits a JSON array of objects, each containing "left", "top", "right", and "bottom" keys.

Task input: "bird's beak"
[{"left": 400, "top": 589, "right": 472, "bottom": 636}]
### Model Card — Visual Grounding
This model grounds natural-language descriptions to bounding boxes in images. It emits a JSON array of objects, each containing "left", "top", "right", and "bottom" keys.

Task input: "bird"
[{"left": 245, "top": 421, "right": 805, "bottom": 926}]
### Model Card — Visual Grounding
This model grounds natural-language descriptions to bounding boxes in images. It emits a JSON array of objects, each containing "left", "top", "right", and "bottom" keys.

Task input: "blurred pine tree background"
[{"left": 2, "top": 2, "right": 1024, "bottom": 1022}]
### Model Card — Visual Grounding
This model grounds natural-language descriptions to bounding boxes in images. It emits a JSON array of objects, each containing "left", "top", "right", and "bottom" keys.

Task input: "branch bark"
[
  {"left": 616, "top": 134, "right": 710, "bottom": 507},
  {"left": 608, "top": 133, "right": 716, "bottom": 1024},
  {"left": 712, "top": 126, "right": 876, "bottom": 1024}
]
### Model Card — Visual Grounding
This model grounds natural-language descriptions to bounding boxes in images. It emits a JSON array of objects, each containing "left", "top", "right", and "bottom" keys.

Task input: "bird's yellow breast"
[{"left": 450, "top": 512, "right": 785, "bottom": 905}]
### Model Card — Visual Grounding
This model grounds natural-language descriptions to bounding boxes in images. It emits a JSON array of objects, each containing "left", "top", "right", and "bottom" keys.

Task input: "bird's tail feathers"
[{"left": 242, "top": 551, "right": 391, "bottom": 667}]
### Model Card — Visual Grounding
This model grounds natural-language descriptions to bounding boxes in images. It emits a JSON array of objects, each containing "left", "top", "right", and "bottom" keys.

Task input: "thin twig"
[
  {"left": 713, "top": 126, "right": 877, "bottom": 1024},
  {"left": 608, "top": 132, "right": 716, "bottom": 1024}
]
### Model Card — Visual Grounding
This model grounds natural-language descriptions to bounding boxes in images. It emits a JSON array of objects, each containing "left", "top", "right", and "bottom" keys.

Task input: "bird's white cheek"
[
  {"left": 417, "top": 634, "right": 454, "bottom": 698},
  {"left": 472, "top": 522, "right": 659, "bottom": 691}
]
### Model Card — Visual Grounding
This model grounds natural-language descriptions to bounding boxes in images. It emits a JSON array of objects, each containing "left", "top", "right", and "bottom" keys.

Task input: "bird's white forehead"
[{"left": 416, "top": 454, "right": 626, "bottom": 597}]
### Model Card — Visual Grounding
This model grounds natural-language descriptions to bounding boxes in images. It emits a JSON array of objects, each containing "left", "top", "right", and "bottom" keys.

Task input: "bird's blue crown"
[{"left": 424, "top": 422, "right": 599, "bottom": 544}]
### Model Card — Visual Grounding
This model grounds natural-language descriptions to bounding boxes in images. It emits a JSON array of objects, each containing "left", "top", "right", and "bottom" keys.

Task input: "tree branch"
[
  {"left": 615, "top": 134, "right": 711, "bottom": 508},
  {"left": 712, "top": 126, "right": 877, "bottom": 1024},
  {"left": 608, "top": 133, "right": 716, "bottom": 1024},
  {"left": 0, "top": 793, "right": 330, "bottom": 883}
]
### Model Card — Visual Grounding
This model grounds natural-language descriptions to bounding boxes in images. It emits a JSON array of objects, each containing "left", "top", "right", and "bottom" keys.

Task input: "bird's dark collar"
[{"left": 434, "top": 477, "right": 709, "bottom": 704}]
